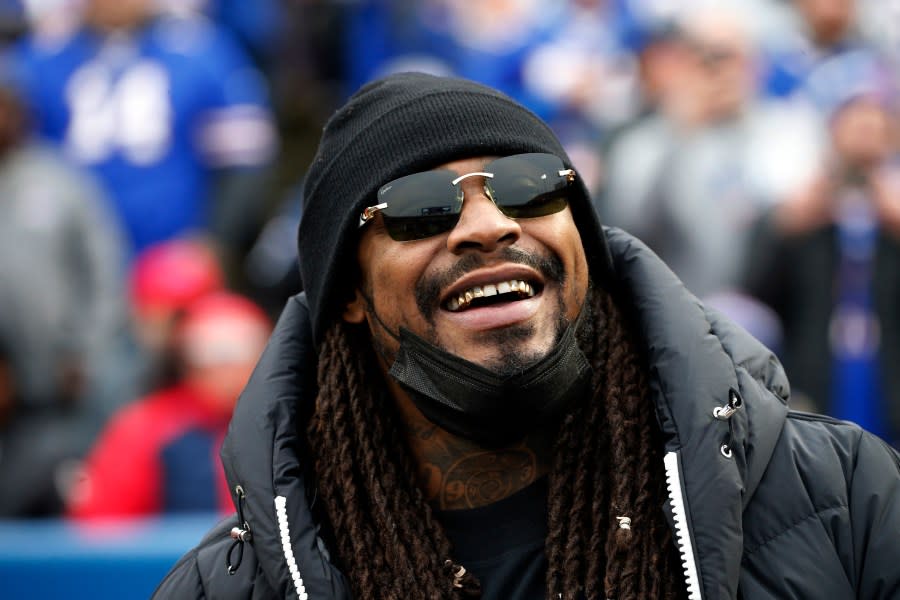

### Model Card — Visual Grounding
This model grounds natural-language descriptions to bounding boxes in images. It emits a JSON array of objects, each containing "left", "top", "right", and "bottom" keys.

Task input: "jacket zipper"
[
  {"left": 275, "top": 495, "right": 310, "bottom": 599},
  {"left": 664, "top": 451, "right": 703, "bottom": 600}
]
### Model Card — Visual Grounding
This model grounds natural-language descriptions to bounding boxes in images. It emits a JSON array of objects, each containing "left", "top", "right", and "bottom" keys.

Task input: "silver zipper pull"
[
  {"left": 230, "top": 526, "right": 252, "bottom": 543},
  {"left": 713, "top": 388, "right": 743, "bottom": 420}
]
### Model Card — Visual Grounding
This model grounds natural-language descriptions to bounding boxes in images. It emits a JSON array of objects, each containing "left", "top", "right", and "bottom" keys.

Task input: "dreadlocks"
[{"left": 307, "top": 287, "right": 687, "bottom": 599}]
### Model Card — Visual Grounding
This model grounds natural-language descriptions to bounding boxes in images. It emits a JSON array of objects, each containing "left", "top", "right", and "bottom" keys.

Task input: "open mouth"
[{"left": 443, "top": 279, "right": 540, "bottom": 312}]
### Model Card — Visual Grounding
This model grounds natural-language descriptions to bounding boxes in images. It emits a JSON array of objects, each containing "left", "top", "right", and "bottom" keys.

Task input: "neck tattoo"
[{"left": 399, "top": 397, "right": 556, "bottom": 510}]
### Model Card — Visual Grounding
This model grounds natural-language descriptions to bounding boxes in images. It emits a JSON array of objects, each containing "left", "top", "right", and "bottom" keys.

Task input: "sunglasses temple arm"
[{"left": 359, "top": 202, "right": 388, "bottom": 228}]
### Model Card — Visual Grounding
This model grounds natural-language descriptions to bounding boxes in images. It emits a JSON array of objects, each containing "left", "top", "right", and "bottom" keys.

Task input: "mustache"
[{"left": 414, "top": 247, "right": 566, "bottom": 322}]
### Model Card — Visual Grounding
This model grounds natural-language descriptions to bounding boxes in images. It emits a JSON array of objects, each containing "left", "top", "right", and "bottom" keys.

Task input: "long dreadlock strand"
[
  {"left": 309, "top": 324, "right": 480, "bottom": 599},
  {"left": 583, "top": 297, "right": 611, "bottom": 600},
  {"left": 602, "top": 291, "right": 644, "bottom": 598}
]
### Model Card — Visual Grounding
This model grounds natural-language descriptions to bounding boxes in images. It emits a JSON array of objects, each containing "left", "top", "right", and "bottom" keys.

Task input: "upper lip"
[{"left": 440, "top": 264, "right": 544, "bottom": 308}]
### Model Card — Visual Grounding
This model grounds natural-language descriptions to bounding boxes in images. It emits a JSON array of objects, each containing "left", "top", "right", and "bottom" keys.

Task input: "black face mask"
[{"left": 388, "top": 324, "right": 593, "bottom": 447}]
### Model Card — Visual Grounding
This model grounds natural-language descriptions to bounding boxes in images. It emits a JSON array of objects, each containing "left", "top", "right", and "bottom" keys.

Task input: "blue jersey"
[{"left": 12, "top": 16, "right": 276, "bottom": 253}]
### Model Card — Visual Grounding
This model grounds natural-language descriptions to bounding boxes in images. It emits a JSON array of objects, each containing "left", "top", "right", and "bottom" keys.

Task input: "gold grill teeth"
[{"left": 448, "top": 280, "right": 537, "bottom": 311}]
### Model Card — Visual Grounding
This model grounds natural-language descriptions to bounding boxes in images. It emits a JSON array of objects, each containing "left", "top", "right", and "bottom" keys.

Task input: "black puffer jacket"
[{"left": 153, "top": 229, "right": 900, "bottom": 599}]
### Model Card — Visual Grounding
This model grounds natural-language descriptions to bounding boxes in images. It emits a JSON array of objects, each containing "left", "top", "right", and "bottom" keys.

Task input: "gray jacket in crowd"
[{"left": 0, "top": 141, "right": 128, "bottom": 410}]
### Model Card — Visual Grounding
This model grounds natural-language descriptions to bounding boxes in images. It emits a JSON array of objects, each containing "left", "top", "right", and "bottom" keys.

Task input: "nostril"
[
  {"left": 454, "top": 239, "right": 485, "bottom": 251},
  {"left": 498, "top": 231, "right": 518, "bottom": 244},
  {"left": 448, "top": 222, "right": 520, "bottom": 252}
]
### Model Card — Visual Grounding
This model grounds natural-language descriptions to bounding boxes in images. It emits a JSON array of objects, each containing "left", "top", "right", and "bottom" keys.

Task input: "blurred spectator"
[
  {"left": 341, "top": 0, "right": 642, "bottom": 191},
  {"left": 8, "top": 0, "right": 278, "bottom": 260},
  {"left": 128, "top": 237, "right": 226, "bottom": 393},
  {"left": 743, "top": 50, "right": 900, "bottom": 444},
  {"left": 517, "top": 0, "right": 640, "bottom": 139},
  {"left": 598, "top": 5, "right": 821, "bottom": 299},
  {"left": 593, "top": 0, "right": 694, "bottom": 192},
  {"left": 0, "top": 69, "right": 132, "bottom": 421},
  {"left": 348, "top": 0, "right": 554, "bottom": 101},
  {"left": 762, "top": 0, "right": 869, "bottom": 98},
  {"left": 0, "top": 331, "right": 86, "bottom": 517},
  {"left": 612, "top": 0, "right": 686, "bottom": 128},
  {"left": 68, "top": 291, "right": 272, "bottom": 519},
  {"left": 164, "top": 0, "right": 286, "bottom": 73}
]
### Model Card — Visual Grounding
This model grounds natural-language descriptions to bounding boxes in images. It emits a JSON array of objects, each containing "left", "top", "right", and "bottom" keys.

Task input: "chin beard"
[
  {"left": 475, "top": 287, "right": 594, "bottom": 378},
  {"left": 476, "top": 321, "right": 543, "bottom": 377}
]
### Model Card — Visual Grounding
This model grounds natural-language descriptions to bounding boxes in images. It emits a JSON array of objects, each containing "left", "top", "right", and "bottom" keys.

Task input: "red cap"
[{"left": 130, "top": 239, "right": 225, "bottom": 313}]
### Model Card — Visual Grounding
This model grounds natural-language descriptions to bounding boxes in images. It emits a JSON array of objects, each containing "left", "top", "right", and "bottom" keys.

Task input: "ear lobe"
[{"left": 342, "top": 289, "right": 367, "bottom": 324}]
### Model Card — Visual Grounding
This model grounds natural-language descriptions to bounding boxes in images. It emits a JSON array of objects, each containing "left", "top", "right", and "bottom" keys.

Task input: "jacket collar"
[
  {"left": 605, "top": 227, "right": 789, "bottom": 598},
  {"left": 220, "top": 294, "right": 350, "bottom": 598}
]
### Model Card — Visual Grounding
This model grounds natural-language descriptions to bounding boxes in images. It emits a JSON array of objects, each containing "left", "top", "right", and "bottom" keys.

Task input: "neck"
[{"left": 386, "top": 376, "right": 556, "bottom": 510}]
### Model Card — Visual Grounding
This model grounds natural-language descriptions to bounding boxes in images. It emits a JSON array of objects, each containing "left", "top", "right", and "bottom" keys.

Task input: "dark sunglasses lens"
[
  {"left": 382, "top": 213, "right": 460, "bottom": 241},
  {"left": 486, "top": 153, "right": 571, "bottom": 219},
  {"left": 377, "top": 170, "right": 460, "bottom": 240}
]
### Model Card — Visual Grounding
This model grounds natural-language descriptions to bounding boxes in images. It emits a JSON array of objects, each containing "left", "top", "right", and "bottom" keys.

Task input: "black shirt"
[{"left": 436, "top": 477, "right": 548, "bottom": 599}]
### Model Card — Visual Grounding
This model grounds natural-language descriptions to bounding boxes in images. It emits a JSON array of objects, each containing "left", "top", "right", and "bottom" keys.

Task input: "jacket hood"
[
  {"left": 220, "top": 294, "right": 350, "bottom": 599},
  {"left": 604, "top": 227, "right": 790, "bottom": 598},
  {"left": 220, "top": 228, "right": 790, "bottom": 599}
]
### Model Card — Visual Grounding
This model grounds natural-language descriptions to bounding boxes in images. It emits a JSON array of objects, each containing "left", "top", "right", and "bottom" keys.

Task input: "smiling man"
[
  {"left": 349, "top": 153, "right": 588, "bottom": 371},
  {"left": 154, "top": 73, "right": 900, "bottom": 600}
]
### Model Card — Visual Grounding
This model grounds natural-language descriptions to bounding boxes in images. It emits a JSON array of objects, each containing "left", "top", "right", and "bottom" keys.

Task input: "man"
[
  {"left": 154, "top": 73, "right": 900, "bottom": 599},
  {"left": 68, "top": 292, "right": 271, "bottom": 518},
  {"left": 127, "top": 238, "right": 226, "bottom": 392},
  {"left": 600, "top": 7, "right": 821, "bottom": 300},
  {"left": 745, "top": 49, "right": 900, "bottom": 446},
  {"left": 9, "top": 0, "right": 277, "bottom": 256},
  {"left": 0, "top": 69, "right": 130, "bottom": 424},
  {"left": 763, "top": 0, "right": 862, "bottom": 98}
]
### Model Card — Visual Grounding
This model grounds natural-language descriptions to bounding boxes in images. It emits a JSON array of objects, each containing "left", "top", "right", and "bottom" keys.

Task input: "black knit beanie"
[{"left": 298, "top": 72, "right": 614, "bottom": 344}]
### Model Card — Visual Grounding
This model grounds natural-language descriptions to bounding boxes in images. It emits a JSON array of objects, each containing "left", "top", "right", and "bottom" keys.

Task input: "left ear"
[{"left": 342, "top": 288, "right": 367, "bottom": 324}]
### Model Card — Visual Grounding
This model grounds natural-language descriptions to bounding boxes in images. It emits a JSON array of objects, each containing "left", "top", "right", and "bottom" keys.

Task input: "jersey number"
[{"left": 65, "top": 60, "right": 173, "bottom": 165}]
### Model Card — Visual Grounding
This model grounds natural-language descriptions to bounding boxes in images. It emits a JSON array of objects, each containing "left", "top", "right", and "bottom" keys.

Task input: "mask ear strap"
[{"left": 357, "top": 288, "right": 402, "bottom": 342}]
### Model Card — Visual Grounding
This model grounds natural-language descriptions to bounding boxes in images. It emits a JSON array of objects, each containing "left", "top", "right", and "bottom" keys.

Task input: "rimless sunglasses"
[{"left": 358, "top": 153, "right": 576, "bottom": 241}]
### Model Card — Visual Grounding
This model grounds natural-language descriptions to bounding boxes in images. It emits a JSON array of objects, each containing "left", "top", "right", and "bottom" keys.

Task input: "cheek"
[
  {"left": 528, "top": 216, "right": 589, "bottom": 319},
  {"left": 555, "top": 220, "right": 589, "bottom": 291},
  {"left": 568, "top": 250, "right": 590, "bottom": 320},
  {"left": 360, "top": 242, "right": 437, "bottom": 324},
  {"left": 368, "top": 251, "right": 416, "bottom": 301}
]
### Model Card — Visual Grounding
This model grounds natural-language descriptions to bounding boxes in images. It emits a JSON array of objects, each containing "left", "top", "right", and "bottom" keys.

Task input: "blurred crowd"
[{"left": 1, "top": 0, "right": 899, "bottom": 519}]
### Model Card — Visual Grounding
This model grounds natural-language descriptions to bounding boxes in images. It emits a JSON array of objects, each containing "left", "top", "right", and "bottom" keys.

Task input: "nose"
[{"left": 446, "top": 179, "right": 521, "bottom": 253}]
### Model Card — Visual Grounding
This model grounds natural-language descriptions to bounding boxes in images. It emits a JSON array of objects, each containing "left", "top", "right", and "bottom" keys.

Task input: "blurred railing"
[{"left": 0, "top": 513, "right": 221, "bottom": 599}]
